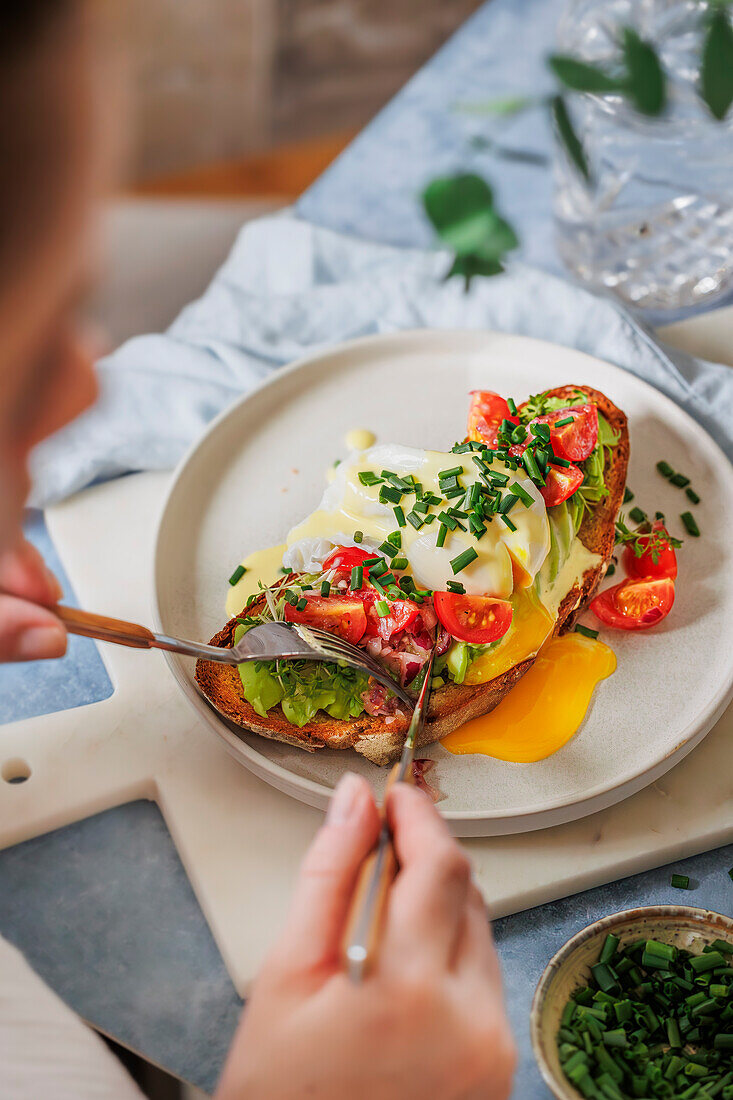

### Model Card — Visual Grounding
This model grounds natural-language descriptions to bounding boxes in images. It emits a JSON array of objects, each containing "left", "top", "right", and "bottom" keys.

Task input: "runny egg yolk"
[{"left": 441, "top": 633, "right": 616, "bottom": 763}]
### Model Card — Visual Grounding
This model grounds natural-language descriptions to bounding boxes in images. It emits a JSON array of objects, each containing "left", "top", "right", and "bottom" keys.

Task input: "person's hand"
[
  {"left": 217, "top": 774, "right": 516, "bottom": 1100},
  {"left": 0, "top": 538, "right": 66, "bottom": 661}
]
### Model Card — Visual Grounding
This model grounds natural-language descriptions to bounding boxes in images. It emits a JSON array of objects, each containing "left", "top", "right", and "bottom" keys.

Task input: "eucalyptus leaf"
[
  {"left": 701, "top": 7, "right": 733, "bottom": 120},
  {"left": 551, "top": 95, "right": 590, "bottom": 180},
  {"left": 422, "top": 174, "right": 495, "bottom": 254},
  {"left": 549, "top": 54, "right": 623, "bottom": 94},
  {"left": 622, "top": 27, "right": 666, "bottom": 115}
]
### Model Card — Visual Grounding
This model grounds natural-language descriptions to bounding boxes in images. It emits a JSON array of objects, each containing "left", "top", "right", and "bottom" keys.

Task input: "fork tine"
[{"left": 297, "top": 625, "right": 415, "bottom": 708}]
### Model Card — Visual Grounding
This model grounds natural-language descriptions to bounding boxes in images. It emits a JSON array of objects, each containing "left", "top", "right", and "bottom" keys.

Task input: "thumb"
[
  {"left": 0, "top": 593, "right": 67, "bottom": 662},
  {"left": 272, "top": 772, "right": 379, "bottom": 980}
]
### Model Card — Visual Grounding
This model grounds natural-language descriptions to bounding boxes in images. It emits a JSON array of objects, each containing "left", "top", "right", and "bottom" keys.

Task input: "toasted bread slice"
[{"left": 195, "top": 385, "right": 628, "bottom": 765}]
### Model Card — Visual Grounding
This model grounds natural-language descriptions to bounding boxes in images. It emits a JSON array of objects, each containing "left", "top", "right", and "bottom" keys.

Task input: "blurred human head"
[{"left": 0, "top": 1, "right": 114, "bottom": 553}]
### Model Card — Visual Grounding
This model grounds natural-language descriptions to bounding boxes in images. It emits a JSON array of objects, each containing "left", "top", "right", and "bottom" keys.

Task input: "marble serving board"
[{"left": 0, "top": 465, "right": 731, "bottom": 997}]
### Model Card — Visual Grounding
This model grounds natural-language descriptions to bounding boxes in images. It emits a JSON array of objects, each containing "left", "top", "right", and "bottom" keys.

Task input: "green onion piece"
[
  {"left": 645, "top": 939, "right": 678, "bottom": 962},
  {"left": 711, "top": 940, "right": 733, "bottom": 956},
  {"left": 550, "top": 456, "right": 571, "bottom": 468},
  {"left": 350, "top": 565, "right": 363, "bottom": 590},
  {"left": 228, "top": 564, "right": 247, "bottom": 586},
  {"left": 424, "top": 514, "right": 436, "bottom": 525},
  {"left": 436, "top": 524, "right": 448, "bottom": 548},
  {"left": 320, "top": 580, "right": 331, "bottom": 597},
  {"left": 507, "top": 397, "right": 517, "bottom": 416},
  {"left": 358, "top": 470, "right": 381, "bottom": 486},
  {"left": 375, "top": 599, "right": 390, "bottom": 617},
  {"left": 671, "top": 873, "right": 691, "bottom": 890},
  {"left": 657, "top": 460, "right": 674, "bottom": 478},
  {"left": 690, "top": 951, "right": 725, "bottom": 973},
  {"left": 501, "top": 514, "right": 517, "bottom": 532},
  {"left": 379, "top": 541, "right": 398, "bottom": 559},
  {"left": 599, "top": 934, "right": 620, "bottom": 964},
  {"left": 368, "top": 558, "right": 388, "bottom": 576},
  {"left": 510, "top": 481, "right": 534, "bottom": 507},
  {"left": 681, "top": 511, "right": 700, "bottom": 537},
  {"left": 406, "top": 511, "right": 424, "bottom": 531},
  {"left": 379, "top": 485, "right": 403, "bottom": 505},
  {"left": 438, "top": 511, "right": 458, "bottom": 530},
  {"left": 450, "top": 547, "right": 478, "bottom": 575},
  {"left": 686, "top": 487, "right": 700, "bottom": 505},
  {"left": 391, "top": 556, "right": 408, "bottom": 571},
  {"left": 393, "top": 505, "right": 406, "bottom": 527},
  {"left": 522, "top": 449, "right": 545, "bottom": 485},
  {"left": 670, "top": 473, "right": 690, "bottom": 488},
  {"left": 353, "top": 530, "right": 363, "bottom": 544},
  {"left": 387, "top": 529, "right": 402, "bottom": 547},
  {"left": 575, "top": 624, "right": 599, "bottom": 640},
  {"left": 629, "top": 506, "right": 647, "bottom": 525},
  {"left": 446, "top": 580, "right": 466, "bottom": 594},
  {"left": 623, "top": 486, "right": 634, "bottom": 503},
  {"left": 555, "top": 416, "right": 574, "bottom": 427},
  {"left": 606, "top": 563, "right": 616, "bottom": 577},
  {"left": 499, "top": 493, "right": 519, "bottom": 514},
  {"left": 296, "top": 598, "right": 308, "bottom": 611},
  {"left": 439, "top": 465, "right": 463, "bottom": 479},
  {"left": 451, "top": 442, "right": 471, "bottom": 454}
]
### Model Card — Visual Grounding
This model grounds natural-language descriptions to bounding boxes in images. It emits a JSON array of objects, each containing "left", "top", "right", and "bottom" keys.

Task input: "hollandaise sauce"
[
  {"left": 441, "top": 633, "right": 616, "bottom": 763},
  {"left": 225, "top": 544, "right": 287, "bottom": 618},
  {"left": 344, "top": 428, "right": 376, "bottom": 451}
]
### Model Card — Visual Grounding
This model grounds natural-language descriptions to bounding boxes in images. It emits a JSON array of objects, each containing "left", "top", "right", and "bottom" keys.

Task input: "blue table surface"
[{"left": 2, "top": 1, "right": 732, "bottom": 1095}]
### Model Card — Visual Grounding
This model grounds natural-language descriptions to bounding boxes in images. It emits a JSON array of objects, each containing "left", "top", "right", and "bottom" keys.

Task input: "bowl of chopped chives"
[{"left": 531, "top": 906, "right": 733, "bottom": 1100}]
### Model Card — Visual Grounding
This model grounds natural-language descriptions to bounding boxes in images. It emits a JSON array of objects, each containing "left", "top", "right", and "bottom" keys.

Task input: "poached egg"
[{"left": 283, "top": 444, "right": 551, "bottom": 598}]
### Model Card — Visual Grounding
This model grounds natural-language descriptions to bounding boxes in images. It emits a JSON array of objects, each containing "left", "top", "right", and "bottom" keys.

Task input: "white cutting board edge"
[{"left": 0, "top": 468, "right": 731, "bottom": 997}]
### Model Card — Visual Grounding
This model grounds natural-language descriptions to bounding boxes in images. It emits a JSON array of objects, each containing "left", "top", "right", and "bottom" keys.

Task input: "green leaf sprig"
[{"left": 421, "top": 173, "right": 518, "bottom": 287}]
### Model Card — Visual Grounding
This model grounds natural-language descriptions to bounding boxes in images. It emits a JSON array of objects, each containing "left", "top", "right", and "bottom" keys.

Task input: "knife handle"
[{"left": 341, "top": 760, "right": 414, "bottom": 981}]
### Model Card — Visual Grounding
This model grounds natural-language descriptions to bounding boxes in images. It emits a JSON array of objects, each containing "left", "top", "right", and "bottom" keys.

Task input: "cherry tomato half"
[
  {"left": 540, "top": 463, "right": 584, "bottom": 507},
  {"left": 434, "top": 591, "right": 513, "bottom": 644},
  {"left": 590, "top": 576, "right": 675, "bottom": 631},
  {"left": 352, "top": 586, "right": 420, "bottom": 641},
  {"left": 623, "top": 521, "right": 678, "bottom": 581},
  {"left": 467, "top": 391, "right": 518, "bottom": 448},
  {"left": 322, "top": 545, "right": 373, "bottom": 575},
  {"left": 284, "top": 594, "right": 367, "bottom": 642},
  {"left": 532, "top": 403, "right": 598, "bottom": 463}
]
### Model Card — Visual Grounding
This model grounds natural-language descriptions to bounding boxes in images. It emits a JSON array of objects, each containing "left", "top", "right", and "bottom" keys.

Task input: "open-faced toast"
[{"left": 195, "top": 385, "right": 629, "bottom": 765}]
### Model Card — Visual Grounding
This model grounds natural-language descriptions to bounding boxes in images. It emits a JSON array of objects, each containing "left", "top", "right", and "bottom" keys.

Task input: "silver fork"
[{"left": 45, "top": 604, "right": 416, "bottom": 710}]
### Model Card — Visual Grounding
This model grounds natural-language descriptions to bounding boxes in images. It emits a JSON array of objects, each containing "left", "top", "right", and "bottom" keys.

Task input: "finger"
[
  {"left": 270, "top": 772, "right": 380, "bottom": 980},
  {"left": 0, "top": 593, "right": 67, "bottom": 661},
  {"left": 381, "top": 783, "right": 470, "bottom": 972},
  {"left": 0, "top": 539, "right": 63, "bottom": 605},
  {"left": 454, "top": 883, "right": 503, "bottom": 988}
]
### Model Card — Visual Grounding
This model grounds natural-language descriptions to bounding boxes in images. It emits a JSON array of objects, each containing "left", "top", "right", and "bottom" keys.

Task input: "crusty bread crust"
[{"left": 195, "top": 385, "right": 629, "bottom": 765}]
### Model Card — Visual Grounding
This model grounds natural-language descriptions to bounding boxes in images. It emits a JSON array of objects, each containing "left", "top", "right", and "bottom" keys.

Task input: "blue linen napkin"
[{"left": 30, "top": 213, "right": 732, "bottom": 506}]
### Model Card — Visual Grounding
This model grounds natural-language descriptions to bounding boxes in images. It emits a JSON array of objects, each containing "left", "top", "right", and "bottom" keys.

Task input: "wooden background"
[{"left": 125, "top": 0, "right": 481, "bottom": 181}]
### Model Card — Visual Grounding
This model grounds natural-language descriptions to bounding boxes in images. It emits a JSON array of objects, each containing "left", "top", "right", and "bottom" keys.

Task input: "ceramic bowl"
[{"left": 531, "top": 905, "right": 733, "bottom": 1100}]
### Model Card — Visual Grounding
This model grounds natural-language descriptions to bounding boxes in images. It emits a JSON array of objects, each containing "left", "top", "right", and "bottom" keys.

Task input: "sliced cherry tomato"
[
  {"left": 352, "top": 586, "right": 420, "bottom": 641},
  {"left": 284, "top": 594, "right": 367, "bottom": 642},
  {"left": 434, "top": 591, "right": 513, "bottom": 644},
  {"left": 540, "top": 463, "right": 584, "bottom": 507},
  {"left": 467, "top": 391, "right": 518, "bottom": 448},
  {"left": 623, "top": 521, "right": 678, "bottom": 581},
  {"left": 590, "top": 576, "right": 674, "bottom": 631},
  {"left": 322, "top": 545, "right": 373, "bottom": 576},
  {"left": 532, "top": 403, "right": 598, "bottom": 462}
]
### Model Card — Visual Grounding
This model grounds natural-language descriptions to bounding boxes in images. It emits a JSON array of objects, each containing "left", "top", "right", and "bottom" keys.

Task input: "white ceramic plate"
[{"left": 152, "top": 330, "right": 733, "bottom": 836}]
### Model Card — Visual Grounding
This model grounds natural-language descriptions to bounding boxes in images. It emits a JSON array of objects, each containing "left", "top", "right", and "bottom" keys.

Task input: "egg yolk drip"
[{"left": 441, "top": 633, "right": 616, "bottom": 763}]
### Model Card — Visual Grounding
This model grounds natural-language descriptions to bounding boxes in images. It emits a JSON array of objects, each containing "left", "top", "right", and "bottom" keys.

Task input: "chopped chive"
[
  {"left": 623, "top": 486, "right": 634, "bottom": 503},
  {"left": 413, "top": 500, "right": 430, "bottom": 514},
  {"left": 501, "top": 514, "right": 517, "bottom": 532},
  {"left": 506, "top": 397, "right": 517, "bottom": 416},
  {"left": 532, "top": 421, "right": 551, "bottom": 442},
  {"left": 391, "top": 556, "right": 408, "bottom": 570},
  {"left": 550, "top": 456, "right": 571, "bottom": 468},
  {"left": 436, "top": 523, "right": 448, "bottom": 548},
  {"left": 575, "top": 624, "right": 599, "bottom": 639},
  {"left": 358, "top": 470, "right": 381, "bottom": 486},
  {"left": 387, "top": 530, "right": 402, "bottom": 547},
  {"left": 379, "top": 541, "right": 398, "bottom": 559},
  {"left": 488, "top": 470, "right": 510, "bottom": 486},
  {"left": 350, "top": 565, "right": 363, "bottom": 590},
  {"left": 671, "top": 873, "right": 691, "bottom": 890},
  {"left": 424, "top": 513, "right": 436, "bottom": 525},
  {"left": 438, "top": 511, "right": 458, "bottom": 530},
  {"left": 450, "top": 547, "right": 478, "bottom": 574},
  {"left": 670, "top": 473, "right": 690, "bottom": 488},
  {"left": 606, "top": 563, "right": 616, "bottom": 577},
  {"left": 438, "top": 465, "right": 463, "bottom": 479},
  {"left": 510, "top": 481, "right": 534, "bottom": 507},
  {"left": 629, "top": 506, "right": 647, "bottom": 525},
  {"left": 228, "top": 564, "right": 247, "bottom": 586},
  {"left": 522, "top": 449, "right": 544, "bottom": 485},
  {"left": 446, "top": 580, "right": 466, "bottom": 594},
  {"left": 499, "top": 493, "right": 519, "bottom": 514},
  {"left": 406, "top": 511, "right": 424, "bottom": 531},
  {"left": 686, "top": 487, "right": 700, "bottom": 505},
  {"left": 296, "top": 597, "right": 308, "bottom": 611},
  {"left": 657, "top": 460, "right": 675, "bottom": 478},
  {"left": 451, "top": 442, "right": 471, "bottom": 454},
  {"left": 555, "top": 416, "right": 574, "bottom": 427},
  {"left": 353, "top": 530, "right": 363, "bottom": 544},
  {"left": 379, "top": 484, "right": 403, "bottom": 505},
  {"left": 375, "top": 599, "right": 390, "bottom": 617},
  {"left": 443, "top": 487, "right": 466, "bottom": 500},
  {"left": 681, "top": 511, "right": 700, "bottom": 537},
  {"left": 511, "top": 424, "right": 527, "bottom": 445},
  {"left": 320, "top": 580, "right": 331, "bottom": 597},
  {"left": 393, "top": 504, "right": 406, "bottom": 527},
  {"left": 368, "top": 558, "right": 388, "bottom": 577}
]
